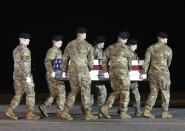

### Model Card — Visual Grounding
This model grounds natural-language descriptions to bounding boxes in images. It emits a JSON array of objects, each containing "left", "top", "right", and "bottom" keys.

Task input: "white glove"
[
  {"left": 140, "top": 74, "right": 147, "bottom": 79},
  {"left": 51, "top": 72, "right": 56, "bottom": 77},
  {"left": 62, "top": 72, "right": 66, "bottom": 78},
  {"left": 26, "top": 77, "right": 32, "bottom": 83},
  {"left": 104, "top": 72, "right": 109, "bottom": 78}
]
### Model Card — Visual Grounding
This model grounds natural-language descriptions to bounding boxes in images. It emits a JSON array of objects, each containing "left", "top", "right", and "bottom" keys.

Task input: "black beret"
[
  {"left": 118, "top": 32, "right": 130, "bottom": 39},
  {"left": 52, "top": 35, "right": 63, "bottom": 41},
  {"left": 76, "top": 27, "right": 87, "bottom": 33},
  {"left": 19, "top": 33, "right": 30, "bottom": 39},
  {"left": 94, "top": 36, "right": 106, "bottom": 44},
  {"left": 127, "top": 39, "right": 138, "bottom": 45},
  {"left": 157, "top": 32, "right": 168, "bottom": 38}
]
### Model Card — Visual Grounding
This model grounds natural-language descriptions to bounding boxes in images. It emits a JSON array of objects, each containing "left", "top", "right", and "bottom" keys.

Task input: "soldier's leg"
[
  {"left": 97, "top": 85, "right": 107, "bottom": 109},
  {"left": 65, "top": 76, "right": 80, "bottom": 109},
  {"left": 56, "top": 81, "right": 66, "bottom": 113},
  {"left": 43, "top": 79, "right": 57, "bottom": 107},
  {"left": 119, "top": 78, "right": 131, "bottom": 118},
  {"left": 101, "top": 79, "right": 120, "bottom": 119},
  {"left": 25, "top": 80, "right": 40, "bottom": 119},
  {"left": 61, "top": 76, "right": 79, "bottom": 120},
  {"left": 143, "top": 78, "right": 159, "bottom": 118},
  {"left": 81, "top": 76, "right": 98, "bottom": 120},
  {"left": 9, "top": 78, "right": 25, "bottom": 110},
  {"left": 5, "top": 78, "right": 25, "bottom": 119},
  {"left": 96, "top": 84, "right": 107, "bottom": 117},
  {"left": 160, "top": 80, "right": 172, "bottom": 118},
  {"left": 130, "top": 82, "right": 141, "bottom": 116}
]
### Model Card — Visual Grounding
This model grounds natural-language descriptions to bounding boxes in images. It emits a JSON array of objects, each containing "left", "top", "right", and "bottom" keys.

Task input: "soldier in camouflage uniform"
[
  {"left": 142, "top": 32, "right": 173, "bottom": 118},
  {"left": 5, "top": 33, "right": 40, "bottom": 120},
  {"left": 60, "top": 27, "right": 98, "bottom": 120},
  {"left": 101, "top": 32, "right": 132, "bottom": 119},
  {"left": 93, "top": 36, "right": 107, "bottom": 117},
  {"left": 127, "top": 39, "right": 141, "bottom": 116},
  {"left": 38, "top": 35, "right": 66, "bottom": 118}
]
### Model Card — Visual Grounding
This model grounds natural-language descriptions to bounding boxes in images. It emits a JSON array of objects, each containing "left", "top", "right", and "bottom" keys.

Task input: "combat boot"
[
  {"left": 60, "top": 107, "right": 73, "bottom": 120},
  {"left": 120, "top": 111, "right": 131, "bottom": 118},
  {"left": 135, "top": 107, "right": 142, "bottom": 116},
  {"left": 38, "top": 104, "right": 49, "bottom": 117},
  {"left": 5, "top": 107, "right": 18, "bottom": 120},
  {"left": 100, "top": 105, "right": 111, "bottom": 119},
  {"left": 143, "top": 108, "right": 155, "bottom": 118},
  {"left": 84, "top": 111, "right": 98, "bottom": 120},
  {"left": 26, "top": 112, "right": 40, "bottom": 120},
  {"left": 161, "top": 111, "right": 173, "bottom": 118}
]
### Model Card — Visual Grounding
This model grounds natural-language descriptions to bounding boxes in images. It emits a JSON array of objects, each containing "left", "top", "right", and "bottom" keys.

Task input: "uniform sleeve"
[
  {"left": 21, "top": 49, "right": 31, "bottom": 76},
  {"left": 62, "top": 44, "right": 70, "bottom": 72},
  {"left": 167, "top": 48, "right": 173, "bottom": 67},
  {"left": 94, "top": 48, "right": 99, "bottom": 59},
  {"left": 87, "top": 45, "right": 94, "bottom": 71},
  {"left": 45, "top": 50, "right": 56, "bottom": 73},
  {"left": 127, "top": 48, "right": 133, "bottom": 71},
  {"left": 102, "top": 47, "right": 110, "bottom": 72},
  {"left": 142, "top": 47, "right": 151, "bottom": 74}
]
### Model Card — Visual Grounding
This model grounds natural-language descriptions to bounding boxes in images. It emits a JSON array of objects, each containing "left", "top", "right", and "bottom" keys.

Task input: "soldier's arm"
[
  {"left": 142, "top": 47, "right": 151, "bottom": 74},
  {"left": 62, "top": 44, "right": 70, "bottom": 73},
  {"left": 128, "top": 48, "right": 133, "bottom": 71},
  {"left": 88, "top": 46, "right": 94, "bottom": 71},
  {"left": 167, "top": 48, "right": 173, "bottom": 67},
  {"left": 45, "top": 50, "right": 56, "bottom": 73},
  {"left": 102, "top": 47, "right": 110, "bottom": 72},
  {"left": 21, "top": 49, "right": 31, "bottom": 76}
]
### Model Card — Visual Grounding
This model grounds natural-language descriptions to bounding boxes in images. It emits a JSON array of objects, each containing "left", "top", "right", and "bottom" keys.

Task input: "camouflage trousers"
[
  {"left": 65, "top": 73, "right": 93, "bottom": 112},
  {"left": 10, "top": 75, "right": 35, "bottom": 112},
  {"left": 43, "top": 75, "right": 66, "bottom": 112},
  {"left": 95, "top": 84, "right": 107, "bottom": 109},
  {"left": 105, "top": 78, "right": 130, "bottom": 112},
  {"left": 130, "top": 82, "right": 140, "bottom": 108},
  {"left": 145, "top": 75, "right": 171, "bottom": 111}
]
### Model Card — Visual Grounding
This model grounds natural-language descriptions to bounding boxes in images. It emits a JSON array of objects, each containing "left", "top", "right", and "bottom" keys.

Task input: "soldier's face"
[
  {"left": 20, "top": 38, "right": 30, "bottom": 45},
  {"left": 83, "top": 33, "right": 86, "bottom": 39},
  {"left": 56, "top": 41, "right": 62, "bottom": 48},
  {"left": 158, "top": 37, "right": 168, "bottom": 44},
  {"left": 98, "top": 42, "right": 104, "bottom": 49},
  {"left": 130, "top": 45, "right": 137, "bottom": 51}
]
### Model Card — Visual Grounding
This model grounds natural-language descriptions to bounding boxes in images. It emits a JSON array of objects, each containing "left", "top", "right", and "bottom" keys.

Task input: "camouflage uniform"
[
  {"left": 62, "top": 37, "right": 94, "bottom": 112},
  {"left": 130, "top": 51, "right": 141, "bottom": 109},
  {"left": 9, "top": 44, "right": 35, "bottom": 112},
  {"left": 93, "top": 46, "right": 107, "bottom": 110},
  {"left": 142, "top": 42, "right": 173, "bottom": 111},
  {"left": 102, "top": 41, "right": 132, "bottom": 112},
  {"left": 43, "top": 45, "right": 66, "bottom": 113}
]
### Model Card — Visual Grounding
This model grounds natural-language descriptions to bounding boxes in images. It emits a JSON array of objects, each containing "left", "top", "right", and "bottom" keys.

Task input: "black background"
[{"left": 1, "top": 1, "right": 185, "bottom": 95}]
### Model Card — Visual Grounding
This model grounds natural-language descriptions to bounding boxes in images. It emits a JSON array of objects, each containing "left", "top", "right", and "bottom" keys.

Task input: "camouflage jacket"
[
  {"left": 94, "top": 46, "right": 103, "bottom": 59},
  {"left": 131, "top": 50, "right": 139, "bottom": 60},
  {"left": 62, "top": 37, "right": 94, "bottom": 73},
  {"left": 102, "top": 41, "right": 132, "bottom": 79},
  {"left": 45, "top": 45, "right": 62, "bottom": 75},
  {"left": 142, "top": 42, "right": 173, "bottom": 76},
  {"left": 13, "top": 44, "right": 32, "bottom": 77}
]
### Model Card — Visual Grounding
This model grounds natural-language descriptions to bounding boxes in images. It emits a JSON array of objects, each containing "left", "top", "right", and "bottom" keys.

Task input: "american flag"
[{"left": 52, "top": 59, "right": 62, "bottom": 70}]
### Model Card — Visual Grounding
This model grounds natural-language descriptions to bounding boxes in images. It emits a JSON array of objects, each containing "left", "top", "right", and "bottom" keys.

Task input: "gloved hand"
[
  {"left": 62, "top": 72, "right": 66, "bottom": 79},
  {"left": 104, "top": 72, "right": 109, "bottom": 78},
  {"left": 26, "top": 77, "right": 32, "bottom": 83},
  {"left": 140, "top": 74, "right": 147, "bottom": 79},
  {"left": 51, "top": 72, "right": 56, "bottom": 77}
]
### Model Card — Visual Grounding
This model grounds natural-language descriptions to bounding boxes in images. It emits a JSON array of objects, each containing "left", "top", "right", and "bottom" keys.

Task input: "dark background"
[{"left": 1, "top": 1, "right": 185, "bottom": 105}]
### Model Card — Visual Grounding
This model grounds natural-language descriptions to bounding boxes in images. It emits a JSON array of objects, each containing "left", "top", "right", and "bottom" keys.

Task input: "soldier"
[
  {"left": 5, "top": 33, "right": 40, "bottom": 120},
  {"left": 93, "top": 36, "right": 107, "bottom": 117},
  {"left": 127, "top": 39, "right": 142, "bottom": 116},
  {"left": 38, "top": 35, "right": 66, "bottom": 118},
  {"left": 142, "top": 32, "right": 173, "bottom": 118},
  {"left": 101, "top": 32, "right": 132, "bottom": 119},
  {"left": 60, "top": 27, "right": 98, "bottom": 120}
]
